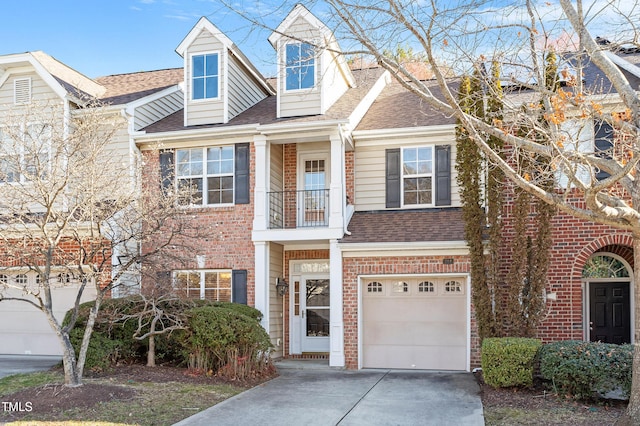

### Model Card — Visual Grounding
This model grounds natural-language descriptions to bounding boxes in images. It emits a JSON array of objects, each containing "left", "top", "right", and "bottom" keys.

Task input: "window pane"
[
  {"left": 286, "top": 44, "right": 300, "bottom": 66},
  {"left": 220, "top": 158, "right": 233, "bottom": 174},
  {"left": 300, "top": 64, "right": 314, "bottom": 89},
  {"left": 286, "top": 68, "right": 298, "bottom": 90},
  {"left": 300, "top": 43, "right": 315, "bottom": 63},
  {"left": 193, "top": 55, "right": 205, "bottom": 77},
  {"left": 205, "top": 76, "right": 218, "bottom": 98},
  {"left": 193, "top": 78, "right": 204, "bottom": 99},
  {"left": 221, "top": 188, "right": 233, "bottom": 204},
  {"left": 207, "top": 148, "right": 220, "bottom": 161},
  {"left": 404, "top": 191, "right": 417, "bottom": 205},
  {"left": 205, "top": 54, "right": 218, "bottom": 76},
  {"left": 221, "top": 146, "right": 233, "bottom": 159}
]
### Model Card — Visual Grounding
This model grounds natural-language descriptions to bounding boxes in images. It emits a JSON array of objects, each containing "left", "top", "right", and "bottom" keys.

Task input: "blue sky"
[{"left": 0, "top": 0, "right": 280, "bottom": 78}]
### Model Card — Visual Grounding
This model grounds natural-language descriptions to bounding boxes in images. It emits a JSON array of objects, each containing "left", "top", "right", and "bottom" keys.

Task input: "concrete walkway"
[
  {"left": 0, "top": 355, "right": 61, "bottom": 379},
  {"left": 174, "top": 361, "right": 484, "bottom": 426}
]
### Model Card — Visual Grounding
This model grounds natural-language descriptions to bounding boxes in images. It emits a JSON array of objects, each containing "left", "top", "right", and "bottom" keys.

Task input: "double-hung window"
[
  {"left": 176, "top": 146, "right": 233, "bottom": 205},
  {"left": 0, "top": 124, "right": 51, "bottom": 183},
  {"left": 192, "top": 53, "right": 219, "bottom": 100},
  {"left": 285, "top": 43, "right": 315, "bottom": 90},
  {"left": 174, "top": 270, "right": 232, "bottom": 301},
  {"left": 402, "top": 146, "right": 433, "bottom": 206}
]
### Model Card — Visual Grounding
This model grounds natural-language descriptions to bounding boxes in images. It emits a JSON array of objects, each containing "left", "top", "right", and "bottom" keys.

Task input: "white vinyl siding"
[
  {"left": 134, "top": 91, "right": 183, "bottom": 131},
  {"left": 270, "top": 144, "right": 284, "bottom": 192},
  {"left": 185, "top": 29, "right": 225, "bottom": 126},
  {"left": 277, "top": 17, "right": 323, "bottom": 117},
  {"left": 227, "top": 55, "right": 267, "bottom": 120},
  {"left": 269, "top": 242, "right": 284, "bottom": 358},
  {"left": 0, "top": 72, "right": 61, "bottom": 114},
  {"left": 354, "top": 136, "right": 460, "bottom": 211}
]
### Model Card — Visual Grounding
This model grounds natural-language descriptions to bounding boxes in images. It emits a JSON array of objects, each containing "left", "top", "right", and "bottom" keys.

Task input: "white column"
[
  {"left": 254, "top": 241, "right": 270, "bottom": 332},
  {"left": 329, "top": 239, "right": 345, "bottom": 367},
  {"left": 253, "top": 135, "right": 268, "bottom": 231},
  {"left": 328, "top": 133, "right": 344, "bottom": 229}
]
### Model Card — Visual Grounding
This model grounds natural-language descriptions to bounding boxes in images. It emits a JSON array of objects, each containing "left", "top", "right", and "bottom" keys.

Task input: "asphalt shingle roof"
[
  {"left": 356, "top": 79, "right": 456, "bottom": 131},
  {"left": 142, "top": 67, "right": 387, "bottom": 133},
  {"left": 95, "top": 68, "right": 184, "bottom": 105},
  {"left": 340, "top": 208, "right": 465, "bottom": 244}
]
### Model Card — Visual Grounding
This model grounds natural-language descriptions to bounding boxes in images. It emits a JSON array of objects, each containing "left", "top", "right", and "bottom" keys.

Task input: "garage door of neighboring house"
[
  {"left": 0, "top": 272, "right": 97, "bottom": 355},
  {"left": 362, "top": 276, "right": 468, "bottom": 370}
]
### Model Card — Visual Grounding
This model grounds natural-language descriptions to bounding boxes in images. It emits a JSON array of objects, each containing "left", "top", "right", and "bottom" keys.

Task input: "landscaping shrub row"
[
  {"left": 481, "top": 338, "right": 632, "bottom": 400},
  {"left": 63, "top": 296, "right": 272, "bottom": 379}
]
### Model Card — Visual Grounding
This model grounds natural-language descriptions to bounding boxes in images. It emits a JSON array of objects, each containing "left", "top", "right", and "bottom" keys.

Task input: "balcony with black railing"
[{"left": 268, "top": 189, "right": 329, "bottom": 229}]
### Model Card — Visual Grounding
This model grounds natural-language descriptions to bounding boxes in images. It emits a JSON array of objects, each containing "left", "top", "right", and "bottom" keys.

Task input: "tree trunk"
[
  {"left": 147, "top": 335, "right": 156, "bottom": 367},
  {"left": 60, "top": 332, "right": 81, "bottom": 387},
  {"left": 623, "top": 235, "right": 640, "bottom": 423},
  {"left": 76, "top": 295, "right": 103, "bottom": 382}
]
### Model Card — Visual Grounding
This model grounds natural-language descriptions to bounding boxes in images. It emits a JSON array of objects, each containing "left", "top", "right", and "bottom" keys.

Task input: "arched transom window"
[{"left": 582, "top": 254, "right": 630, "bottom": 278}]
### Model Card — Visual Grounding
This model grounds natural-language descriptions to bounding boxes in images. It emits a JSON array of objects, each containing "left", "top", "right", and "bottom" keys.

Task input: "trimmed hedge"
[
  {"left": 180, "top": 306, "right": 272, "bottom": 379},
  {"left": 539, "top": 340, "right": 632, "bottom": 400},
  {"left": 64, "top": 296, "right": 270, "bottom": 376},
  {"left": 481, "top": 337, "right": 541, "bottom": 388}
]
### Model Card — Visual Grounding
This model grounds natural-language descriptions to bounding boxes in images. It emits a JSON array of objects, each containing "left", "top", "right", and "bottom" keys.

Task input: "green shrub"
[
  {"left": 181, "top": 306, "right": 272, "bottom": 379},
  {"left": 539, "top": 340, "right": 632, "bottom": 400},
  {"left": 481, "top": 337, "right": 541, "bottom": 388}
]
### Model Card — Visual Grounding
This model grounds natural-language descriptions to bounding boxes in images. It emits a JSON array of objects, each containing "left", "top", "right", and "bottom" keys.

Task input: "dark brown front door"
[{"left": 589, "top": 282, "right": 630, "bottom": 344}]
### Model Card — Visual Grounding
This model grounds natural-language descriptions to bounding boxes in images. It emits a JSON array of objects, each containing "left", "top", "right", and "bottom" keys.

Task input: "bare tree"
[
  {"left": 0, "top": 100, "right": 199, "bottom": 386},
  {"left": 221, "top": 0, "right": 640, "bottom": 419}
]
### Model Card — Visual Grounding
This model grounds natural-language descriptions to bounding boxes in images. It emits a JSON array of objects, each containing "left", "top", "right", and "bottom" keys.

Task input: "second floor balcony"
[{"left": 268, "top": 189, "right": 329, "bottom": 229}]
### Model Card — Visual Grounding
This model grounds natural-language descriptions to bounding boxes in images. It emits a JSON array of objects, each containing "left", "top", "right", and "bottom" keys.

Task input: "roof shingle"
[{"left": 341, "top": 208, "right": 466, "bottom": 244}]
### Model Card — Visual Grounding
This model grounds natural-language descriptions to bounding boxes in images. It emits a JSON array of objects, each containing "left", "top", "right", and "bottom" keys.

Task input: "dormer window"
[
  {"left": 192, "top": 53, "right": 219, "bottom": 100},
  {"left": 285, "top": 43, "right": 315, "bottom": 90}
]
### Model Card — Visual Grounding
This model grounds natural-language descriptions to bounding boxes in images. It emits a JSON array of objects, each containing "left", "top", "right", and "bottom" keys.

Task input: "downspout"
[{"left": 338, "top": 124, "right": 351, "bottom": 235}]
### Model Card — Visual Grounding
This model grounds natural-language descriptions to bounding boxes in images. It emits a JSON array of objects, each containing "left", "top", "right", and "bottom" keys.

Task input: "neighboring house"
[
  {"left": 0, "top": 52, "right": 182, "bottom": 356},
  {"left": 2, "top": 5, "right": 639, "bottom": 368}
]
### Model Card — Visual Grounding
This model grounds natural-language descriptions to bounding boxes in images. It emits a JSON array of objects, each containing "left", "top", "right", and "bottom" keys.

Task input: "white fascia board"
[
  {"left": 228, "top": 48, "right": 275, "bottom": 96},
  {"left": 134, "top": 123, "right": 259, "bottom": 146},
  {"left": 353, "top": 124, "right": 456, "bottom": 145},
  {"left": 339, "top": 240, "right": 469, "bottom": 257},
  {"left": 0, "top": 53, "right": 68, "bottom": 100},
  {"left": 604, "top": 51, "right": 640, "bottom": 81},
  {"left": 268, "top": 4, "right": 332, "bottom": 48},
  {"left": 175, "top": 16, "right": 233, "bottom": 57},
  {"left": 124, "top": 85, "right": 182, "bottom": 116},
  {"left": 347, "top": 71, "right": 390, "bottom": 130}
]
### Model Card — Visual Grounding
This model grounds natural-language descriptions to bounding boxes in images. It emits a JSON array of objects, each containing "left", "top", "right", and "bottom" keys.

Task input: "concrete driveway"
[
  {"left": 0, "top": 355, "right": 61, "bottom": 379},
  {"left": 174, "top": 363, "right": 484, "bottom": 426}
]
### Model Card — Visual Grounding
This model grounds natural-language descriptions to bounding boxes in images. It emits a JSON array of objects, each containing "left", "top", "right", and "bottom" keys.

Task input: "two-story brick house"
[{"left": 3, "top": 5, "right": 639, "bottom": 370}]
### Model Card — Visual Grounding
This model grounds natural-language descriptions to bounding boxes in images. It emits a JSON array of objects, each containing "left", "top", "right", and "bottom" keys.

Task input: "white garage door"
[
  {"left": 0, "top": 272, "right": 97, "bottom": 355},
  {"left": 362, "top": 277, "right": 467, "bottom": 370}
]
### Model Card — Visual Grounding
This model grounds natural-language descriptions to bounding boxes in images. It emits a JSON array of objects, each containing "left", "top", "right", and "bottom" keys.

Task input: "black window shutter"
[
  {"left": 235, "top": 143, "right": 250, "bottom": 204},
  {"left": 159, "top": 150, "right": 174, "bottom": 192},
  {"left": 594, "top": 120, "right": 613, "bottom": 181},
  {"left": 385, "top": 148, "right": 401, "bottom": 208},
  {"left": 232, "top": 269, "right": 248, "bottom": 304},
  {"left": 435, "top": 145, "right": 451, "bottom": 206}
]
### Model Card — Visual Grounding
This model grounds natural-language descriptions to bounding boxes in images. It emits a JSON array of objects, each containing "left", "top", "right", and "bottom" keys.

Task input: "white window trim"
[
  {"left": 556, "top": 119, "right": 594, "bottom": 188},
  {"left": 0, "top": 123, "right": 52, "bottom": 185},
  {"left": 283, "top": 41, "right": 317, "bottom": 92},
  {"left": 173, "top": 269, "right": 233, "bottom": 301},
  {"left": 175, "top": 146, "right": 234, "bottom": 207},
  {"left": 401, "top": 145, "right": 435, "bottom": 208},
  {"left": 189, "top": 51, "right": 221, "bottom": 102}
]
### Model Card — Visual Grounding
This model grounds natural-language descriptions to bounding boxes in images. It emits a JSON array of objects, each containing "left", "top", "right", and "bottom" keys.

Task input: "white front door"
[
  {"left": 298, "top": 155, "right": 328, "bottom": 227},
  {"left": 301, "top": 276, "right": 330, "bottom": 352}
]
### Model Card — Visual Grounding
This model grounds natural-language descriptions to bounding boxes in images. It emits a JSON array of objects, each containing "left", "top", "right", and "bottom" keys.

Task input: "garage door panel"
[
  {"left": 363, "top": 344, "right": 467, "bottom": 370},
  {"left": 362, "top": 276, "right": 468, "bottom": 371},
  {"left": 0, "top": 279, "right": 97, "bottom": 355}
]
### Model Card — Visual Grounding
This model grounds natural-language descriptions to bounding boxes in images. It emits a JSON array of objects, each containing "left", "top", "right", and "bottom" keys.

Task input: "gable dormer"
[
  {"left": 269, "top": 4, "right": 355, "bottom": 118},
  {"left": 176, "top": 17, "right": 273, "bottom": 127}
]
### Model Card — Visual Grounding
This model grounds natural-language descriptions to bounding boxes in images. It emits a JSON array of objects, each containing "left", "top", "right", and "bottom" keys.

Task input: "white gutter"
[
  {"left": 339, "top": 240, "right": 469, "bottom": 252},
  {"left": 353, "top": 124, "right": 456, "bottom": 140},
  {"left": 257, "top": 119, "right": 349, "bottom": 134},
  {"left": 133, "top": 123, "right": 259, "bottom": 143}
]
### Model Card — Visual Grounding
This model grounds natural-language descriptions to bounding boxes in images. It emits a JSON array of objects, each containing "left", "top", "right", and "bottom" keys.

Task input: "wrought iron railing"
[{"left": 267, "top": 189, "right": 329, "bottom": 229}]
